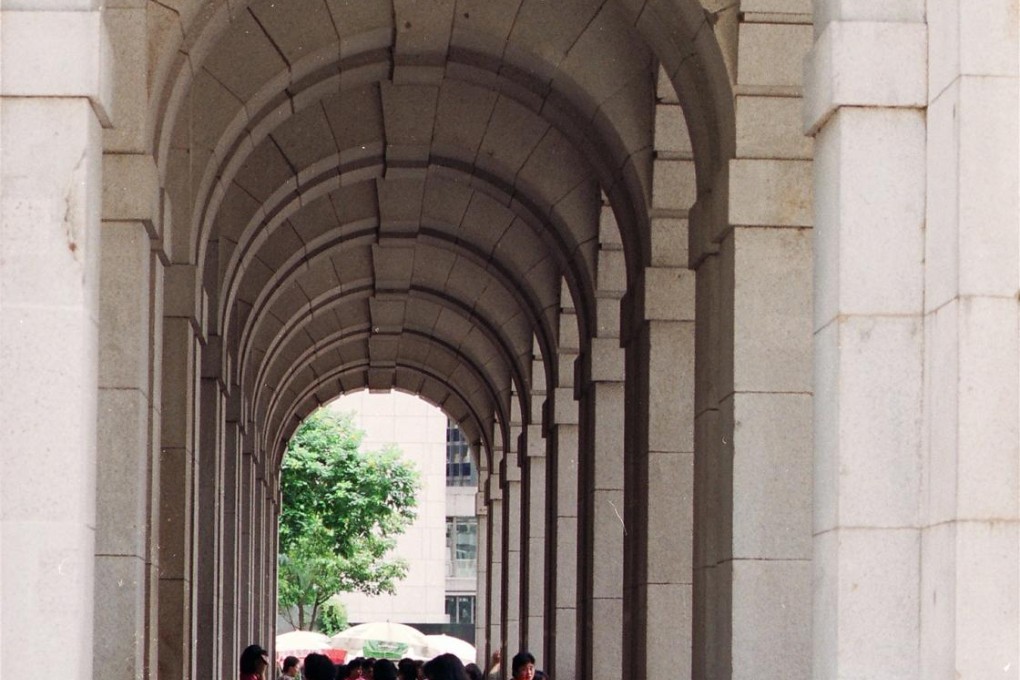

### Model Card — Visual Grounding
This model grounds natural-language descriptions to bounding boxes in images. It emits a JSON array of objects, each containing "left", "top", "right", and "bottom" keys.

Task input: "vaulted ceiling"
[{"left": 152, "top": 0, "right": 730, "bottom": 468}]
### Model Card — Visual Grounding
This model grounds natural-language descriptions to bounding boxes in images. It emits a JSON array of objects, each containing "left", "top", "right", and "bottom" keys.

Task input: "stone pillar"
[
  {"left": 575, "top": 206, "right": 628, "bottom": 680},
  {"left": 920, "top": 1, "right": 1019, "bottom": 676},
  {"left": 690, "top": 251, "right": 727, "bottom": 680},
  {"left": 252, "top": 466, "right": 267, "bottom": 645},
  {"left": 806, "top": 6, "right": 928, "bottom": 677},
  {"left": 622, "top": 266, "right": 696, "bottom": 678},
  {"left": 159, "top": 311, "right": 199, "bottom": 680},
  {"left": 238, "top": 444, "right": 256, "bottom": 645},
  {"left": 98, "top": 6, "right": 163, "bottom": 674},
  {"left": 624, "top": 75, "right": 695, "bottom": 680},
  {"left": 95, "top": 125, "right": 165, "bottom": 680},
  {"left": 195, "top": 376, "right": 225, "bottom": 678},
  {"left": 729, "top": 15, "right": 816, "bottom": 676},
  {"left": 576, "top": 345, "right": 625, "bottom": 680},
  {"left": 501, "top": 438, "right": 523, "bottom": 657},
  {"left": 485, "top": 467, "right": 504, "bottom": 667},
  {"left": 0, "top": 7, "right": 111, "bottom": 677},
  {"left": 545, "top": 304, "right": 579, "bottom": 680},
  {"left": 146, "top": 255, "right": 166, "bottom": 680},
  {"left": 475, "top": 488, "right": 489, "bottom": 662},
  {"left": 264, "top": 488, "right": 279, "bottom": 651},
  {"left": 520, "top": 422, "right": 547, "bottom": 665},
  {"left": 518, "top": 350, "right": 547, "bottom": 661},
  {"left": 678, "top": 10, "right": 815, "bottom": 678},
  {"left": 221, "top": 414, "right": 242, "bottom": 680}
]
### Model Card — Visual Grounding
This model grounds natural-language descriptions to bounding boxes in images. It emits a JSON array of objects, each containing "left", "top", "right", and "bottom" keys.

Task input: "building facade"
[
  {"left": 0, "top": 2, "right": 1017, "bottom": 680},
  {"left": 328, "top": 391, "right": 450, "bottom": 627},
  {"left": 318, "top": 391, "right": 480, "bottom": 637}
]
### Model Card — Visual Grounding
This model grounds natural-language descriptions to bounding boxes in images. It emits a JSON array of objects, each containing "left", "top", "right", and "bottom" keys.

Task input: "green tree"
[
  {"left": 278, "top": 408, "right": 420, "bottom": 630},
  {"left": 318, "top": 600, "right": 349, "bottom": 636}
]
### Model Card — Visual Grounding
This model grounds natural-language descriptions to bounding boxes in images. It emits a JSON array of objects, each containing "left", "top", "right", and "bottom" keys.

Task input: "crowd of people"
[{"left": 239, "top": 644, "right": 543, "bottom": 680}]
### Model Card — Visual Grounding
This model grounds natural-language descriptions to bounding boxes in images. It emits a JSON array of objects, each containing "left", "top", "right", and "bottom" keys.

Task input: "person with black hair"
[
  {"left": 373, "top": 658, "right": 398, "bottom": 680},
  {"left": 422, "top": 653, "right": 469, "bottom": 680},
  {"left": 302, "top": 653, "right": 336, "bottom": 680},
  {"left": 464, "top": 663, "right": 483, "bottom": 680},
  {"left": 510, "top": 652, "right": 535, "bottom": 680},
  {"left": 279, "top": 656, "right": 301, "bottom": 680},
  {"left": 397, "top": 657, "right": 417, "bottom": 680},
  {"left": 240, "top": 644, "right": 270, "bottom": 680}
]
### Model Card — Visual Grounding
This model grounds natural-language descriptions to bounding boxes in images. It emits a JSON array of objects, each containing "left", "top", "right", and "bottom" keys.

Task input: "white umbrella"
[
  {"left": 424, "top": 634, "right": 476, "bottom": 665},
  {"left": 275, "top": 630, "right": 348, "bottom": 664},
  {"left": 329, "top": 622, "right": 429, "bottom": 660},
  {"left": 277, "top": 630, "right": 332, "bottom": 652}
]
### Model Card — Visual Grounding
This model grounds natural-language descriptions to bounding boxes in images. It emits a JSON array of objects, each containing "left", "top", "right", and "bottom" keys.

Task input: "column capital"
[
  {"left": 590, "top": 337, "right": 625, "bottom": 383},
  {"left": 164, "top": 264, "right": 209, "bottom": 341},
  {"left": 0, "top": 10, "right": 113, "bottom": 126},
  {"left": 804, "top": 21, "right": 927, "bottom": 135},
  {"left": 102, "top": 153, "right": 162, "bottom": 236}
]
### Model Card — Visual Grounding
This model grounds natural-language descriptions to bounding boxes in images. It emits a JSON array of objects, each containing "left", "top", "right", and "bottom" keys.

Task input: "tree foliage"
[
  {"left": 318, "top": 600, "right": 349, "bottom": 636},
  {"left": 278, "top": 408, "right": 420, "bottom": 630}
]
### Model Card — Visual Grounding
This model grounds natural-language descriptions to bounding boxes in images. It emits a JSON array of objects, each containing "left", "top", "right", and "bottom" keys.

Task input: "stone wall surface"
[{"left": 0, "top": 1, "right": 1017, "bottom": 680}]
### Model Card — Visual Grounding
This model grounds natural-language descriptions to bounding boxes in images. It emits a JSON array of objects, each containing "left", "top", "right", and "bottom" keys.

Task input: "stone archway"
[
  {"left": 131, "top": 4, "right": 757, "bottom": 680},
  {"left": 5, "top": 2, "right": 1019, "bottom": 680}
]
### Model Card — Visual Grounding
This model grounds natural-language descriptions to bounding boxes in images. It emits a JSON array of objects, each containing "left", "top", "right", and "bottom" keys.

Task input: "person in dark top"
[
  {"left": 280, "top": 656, "right": 301, "bottom": 680},
  {"left": 303, "top": 653, "right": 336, "bottom": 680},
  {"left": 373, "top": 659, "right": 398, "bottom": 680},
  {"left": 422, "top": 654, "right": 469, "bottom": 680},
  {"left": 464, "top": 663, "right": 483, "bottom": 680},
  {"left": 240, "top": 644, "right": 270, "bottom": 680},
  {"left": 397, "top": 658, "right": 417, "bottom": 680},
  {"left": 510, "top": 653, "right": 535, "bottom": 680}
]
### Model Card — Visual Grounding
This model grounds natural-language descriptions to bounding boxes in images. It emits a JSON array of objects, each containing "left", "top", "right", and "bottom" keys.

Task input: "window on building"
[
  {"left": 445, "top": 516, "right": 478, "bottom": 578},
  {"left": 445, "top": 595, "right": 476, "bottom": 624},
  {"left": 446, "top": 420, "right": 476, "bottom": 486}
]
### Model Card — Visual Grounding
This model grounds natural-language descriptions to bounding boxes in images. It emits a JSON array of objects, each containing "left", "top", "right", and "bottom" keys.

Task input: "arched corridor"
[{"left": 1, "top": 1, "right": 1018, "bottom": 679}]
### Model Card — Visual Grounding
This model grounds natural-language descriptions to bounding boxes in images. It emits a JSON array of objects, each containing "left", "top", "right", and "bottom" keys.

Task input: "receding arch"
[
  {"left": 149, "top": 0, "right": 736, "bottom": 291},
  {"left": 222, "top": 169, "right": 582, "bottom": 379},
  {"left": 269, "top": 358, "right": 504, "bottom": 470},
  {"left": 250, "top": 285, "right": 536, "bottom": 437}
]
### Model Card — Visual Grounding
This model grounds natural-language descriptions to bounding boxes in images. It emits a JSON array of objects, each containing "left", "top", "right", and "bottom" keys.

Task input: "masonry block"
[
  {"left": 928, "top": 0, "right": 1018, "bottom": 96},
  {"left": 805, "top": 21, "right": 927, "bottom": 134},
  {"left": 732, "top": 559, "right": 811, "bottom": 680},
  {"left": 651, "top": 159, "right": 697, "bottom": 211},
  {"left": 815, "top": 528, "right": 920, "bottom": 679},
  {"left": 654, "top": 103, "right": 693, "bottom": 157},
  {"left": 736, "top": 95, "right": 812, "bottom": 160},
  {"left": 729, "top": 158, "right": 812, "bottom": 227},
  {"left": 644, "top": 267, "right": 695, "bottom": 322},
  {"left": 96, "top": 388, "right": 149, "bottom": 556},
  {"left": 732, "top": 227, "right": 812, "bottom": 393},
  {"left": 814, "top": 108, "right": 925, "bottom": 325},
  {"left": 737, "top": 22, "right": 813, "bottom": 89},
  {"left": 732, "top": 392, "right": 812, "bottom": 559},
  {"left": 0, "top": 10, "right": 113, "bottom": 125}
]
